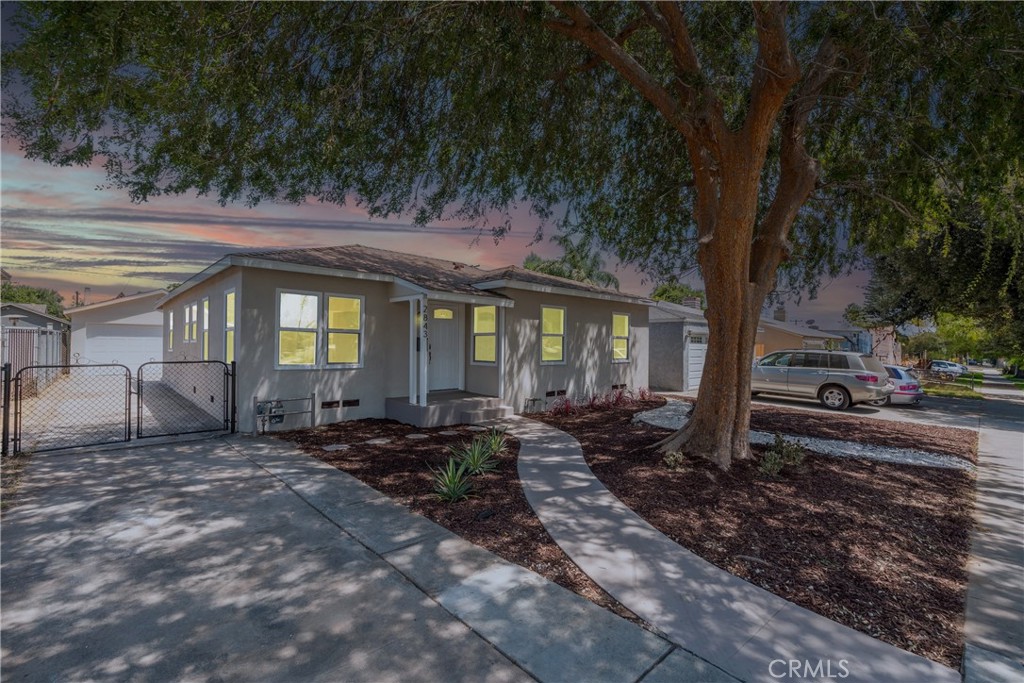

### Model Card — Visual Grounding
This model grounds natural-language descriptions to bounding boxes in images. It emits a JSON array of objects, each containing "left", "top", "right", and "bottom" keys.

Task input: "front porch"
[{"left": 385, "top": 390, "right": 513, "bottom": 428}]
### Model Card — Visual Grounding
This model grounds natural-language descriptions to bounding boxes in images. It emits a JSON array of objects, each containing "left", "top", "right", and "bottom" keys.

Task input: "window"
[
  {"left": 224, "top": 291, "right": 235, "bottom": 364},
  {"left": 541, "top": 306, "right": 565, "bottom": 363},
  {"left": 168, "top": 311, "right": 174, "bottom": 350},
  {"left": 433, "top": 308, "right": 454, "bottom": 320},
  {"left": 201, "top": 298, "right": 210, "bottom": 360},
  {"left": 472, "top": 305, "right": 497, "bottom": 363},
  {"left": 760, "top": 352, "right": 792, "bottom": 367},
  {"left": 183, "top": 304, "right": 192, "bottom": 342},
  {"left": 612, "top": 313, "right": 630, "bottom": 362},
  {"left": 327, "top": 295, "right": 362, "bottom": 365},
  {"left": 278, "top": 292, "right": 319, "bottom": 366}
]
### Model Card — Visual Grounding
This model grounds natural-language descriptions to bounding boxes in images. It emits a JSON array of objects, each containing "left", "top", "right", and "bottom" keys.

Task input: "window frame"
[
  {"left": 188, "top": 302, "right": 198, "bottom": 343},
  {"left": 611, "top": 312, "right": 630, "bottom": 364},
  {"left": 540, "top": 305, "right": 567, "bottom": 365},
  {"left": 201, "top": 297, "right": 210, "bottom": 360},
  {"left": 167, "top": 310, "right": 174, "bottom": 351},
  {"left": 224, "top": 289, "right": 236, "bottom": 364},
  {"left": 324, "top": 293, "right": 365, "bottom": 368},
  {"left": 275, "top": 289, "right": 321, "bottom": 369},
  {"left": 470, "top": 304, "right": 498, "bottom": 366}
]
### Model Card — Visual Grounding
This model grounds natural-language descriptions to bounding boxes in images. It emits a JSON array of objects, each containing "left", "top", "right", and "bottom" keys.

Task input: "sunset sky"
[{"left": 0, "top": 134, "right": 868, "bottom": 328}]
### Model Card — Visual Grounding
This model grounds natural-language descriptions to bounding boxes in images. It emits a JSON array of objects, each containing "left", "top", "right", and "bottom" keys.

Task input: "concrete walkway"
[
  {"left": 502, "top": 416, "right": 961, "bottom": 683},
  {"left": 2, "top": 435, "right": 694, "bottom": 683}
]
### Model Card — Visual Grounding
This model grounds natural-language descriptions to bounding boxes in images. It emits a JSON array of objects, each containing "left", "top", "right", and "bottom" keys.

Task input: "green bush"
[
  {"left": 758, "top": 434, "right": 806, "bottom": 477},
  {"left": 481, "top": 427, "right": 509, "bottom": 457},
  {"left": 431, "top": 458, "right": 473, "bottom": 503},
  {"left": 450, "top": 437, "right": 499, "bottom": 475},
  {"left": 663, "top": 451, "right": 686, "bottom": 470}
]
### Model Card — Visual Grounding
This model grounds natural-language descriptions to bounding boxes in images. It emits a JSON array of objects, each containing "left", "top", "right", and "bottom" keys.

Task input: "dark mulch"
[
  {"left": 535, "top": 400, "right": 975, "bottom": 670},
  {"left": 277, "top": 419, "right": 643, "bottom": 624}
]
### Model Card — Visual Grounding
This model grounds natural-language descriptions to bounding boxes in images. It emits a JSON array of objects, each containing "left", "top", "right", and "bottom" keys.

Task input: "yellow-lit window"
[
  {"left": 278, "top": 292, "right": 318, "bottom": 366},
  {"left": 202, "top": 298, "right": 209, "bottom": 360},
  {"left": 189, "top": 302, "right": 198, "bottom": 342},
  {"left": 168, "top": 311, "right": 174, "bottom": 351},
  {"left": 183, "top": 304, "right": 192, "bottom": 342},
  {"left": 541, "top": 306, "right": 565, "bottom": 363},
  {"left": 225, "top": 291, "right": 235, "bottom": 364},
  {"left": 612, "top": 313, "right": 629, "bottom": 362},
  {"left": 473, "top": 305, "right": 496, "bottom": 363},
  {"left": 433, "top": 308, "right": 454, "bottom": 320},
  {"left": 327, "top": 295, "right": 362, "bottom": 365}
]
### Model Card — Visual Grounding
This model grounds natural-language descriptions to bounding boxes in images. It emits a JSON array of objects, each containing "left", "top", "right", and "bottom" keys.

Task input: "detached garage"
[
  {"left": 67, "top": 290, "right": 165, "bottom": 369},
  {"left": 649, "top": 301, "right": 709, "bottom": 392}
]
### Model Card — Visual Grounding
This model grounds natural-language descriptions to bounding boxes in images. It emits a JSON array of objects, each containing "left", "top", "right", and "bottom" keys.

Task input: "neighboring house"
[
  {"left": 1, "top": 267, "right": 12, "bottom": 284},
  {"left": 649, "top": 301, "right": 709, "bottom": 391},
  {"left": 870, "top": 326, "right": 902, "bottom": 365},
  {"left": 754, "top": 319, "right": 844, "bottom": 356},
  {"left": 822, "top": 328, "right": 872, "bottom": 355},
  {"left": 66, "top": 290, "right": 165, "bottom": 368},
  {"left": 157, "top": 244, "right": 650, "bottom": 431},
  {"left": 1, "top": 302, "right": 70, "bottom": 331}
]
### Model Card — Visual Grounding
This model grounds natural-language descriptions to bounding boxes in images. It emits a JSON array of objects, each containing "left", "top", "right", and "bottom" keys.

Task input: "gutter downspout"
[{"left": 418, "top": 296, "right": 428, "bottom": 406}]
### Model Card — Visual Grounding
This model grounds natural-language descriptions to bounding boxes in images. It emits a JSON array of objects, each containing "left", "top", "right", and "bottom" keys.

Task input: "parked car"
[
  {"left": 868, "top": 365, "right": 924, "bottom": 406},
  {"left": 751, "top": 350, "right": 894, "bottom": 410},
  {"left": 927, "top": 360, "right": 967, "bottom": 379}
]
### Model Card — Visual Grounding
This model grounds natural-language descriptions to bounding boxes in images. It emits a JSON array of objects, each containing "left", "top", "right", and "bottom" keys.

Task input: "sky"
[{"left": 0, "top": 135, "right": 868, "bottom": 328}]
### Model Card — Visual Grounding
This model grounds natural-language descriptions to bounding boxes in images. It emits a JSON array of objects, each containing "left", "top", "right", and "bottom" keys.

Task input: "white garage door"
[
  {"left": 686, "top": 335, "right": 707, "bottom": 391},
  {"left": 83, "top": 324, "right": 163, "bottom": 369}
]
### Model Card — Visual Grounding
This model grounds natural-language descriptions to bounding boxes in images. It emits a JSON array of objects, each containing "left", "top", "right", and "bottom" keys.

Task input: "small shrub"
[
  {"left": 548, "top": 396, "right": 577, "bottom": 416},
  {"left": 451, "top": 437, "right": 499, "bottom": 475},
  {"left": 636, "top": 387, "right": 655, "bottom": 401},
  {"left": 758, "top": 450, "right": 786, "bottom": 477},
  {"left": 481, "top": 427, "right": 509, "bottom": 456},
  {"left": 431, "top": 458, "right": 473, "bottom": 503},
  {"left": 608, "top": 388, "right": 635, "bottom": 407},
  {"left": 586, "top": 393, "right": 609, "bottom": 410},
  {"left": 758, "top": 433, "right": 806, "bottom": 477},
  {"left": 663, "top": 451, "right": 686, "bottom": 470}
]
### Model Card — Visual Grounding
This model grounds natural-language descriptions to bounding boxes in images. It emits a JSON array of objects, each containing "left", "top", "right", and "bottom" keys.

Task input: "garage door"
[
  {"left": 83, "top": 324, "right": 163, "bottom": 368},
  {"left": 686, "top": 335, "right": 707, "bottom": 391}
]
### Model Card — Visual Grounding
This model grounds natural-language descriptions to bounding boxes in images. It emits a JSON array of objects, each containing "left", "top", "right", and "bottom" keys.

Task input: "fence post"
[
  {"left": 2, "top": 363, "right": 11, "bottom": 457},
  {"left": 230, "top": 361, "right": 237, "bottom": 434}
]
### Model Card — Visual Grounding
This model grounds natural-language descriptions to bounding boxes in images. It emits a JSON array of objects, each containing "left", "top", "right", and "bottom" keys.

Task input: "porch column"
[
  {"left": 418, "top": 296, "right": 428, "bottom": 406},
  {"left": 408, "top": 299, "right": 417, "bottom": 405},
  {"left": 498, "top": 306, "right": 506, "bottom": 401}
]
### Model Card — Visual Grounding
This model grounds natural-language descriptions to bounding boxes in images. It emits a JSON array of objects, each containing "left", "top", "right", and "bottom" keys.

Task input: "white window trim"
[
  {"left": 224, "top": 289, "right": 236, "bottom": 364},
  {"left": 168, "top": 310, "right": 174, "bottom": 351},
  {"left": 611, "top": 312, "right": 630, "bottom": 364},
  {"left": 540, "top": 305, "right": 567, "bottom": 366},
  {"left": 324, "top": 293, "right": 365, "bottom": 369},
  {"left": 201, "top": 297, "right": 210, "bottom": 360},
  {"left": 275, "top": 288, "right": 321, "bottom": 370},
  {"left": 470, "top": 304, "right": 498, "bottom": 366}
]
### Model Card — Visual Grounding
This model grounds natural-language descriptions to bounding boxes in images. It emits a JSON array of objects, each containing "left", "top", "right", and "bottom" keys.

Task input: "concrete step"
[{"left": 459, "top": 406, "right": 515, "bottom": 423}]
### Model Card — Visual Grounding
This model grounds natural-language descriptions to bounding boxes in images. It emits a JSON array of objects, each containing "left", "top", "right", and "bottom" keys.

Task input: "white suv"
[{"left": 752, "top": 350, "right": 894, "bottom": 410}]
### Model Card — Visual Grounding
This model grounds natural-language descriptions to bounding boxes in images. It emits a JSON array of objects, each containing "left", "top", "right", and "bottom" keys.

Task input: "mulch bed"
[
  {"left": 534, "top": 398, "right": 975, "bottom": 670},
  {"left": 277, "top": 419, "right": 643, "bottom": 624}
]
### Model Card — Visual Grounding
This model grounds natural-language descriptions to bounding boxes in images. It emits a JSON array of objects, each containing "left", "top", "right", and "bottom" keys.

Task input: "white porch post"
[
  {"left": 418, "top": 296, "right": 428, "bottom": 406},
  {"left": 498, "top": 306, "right": 506, "bottom": 401},
  {"left": 408, "top": 299, "right": 417, "bottom": 405}
]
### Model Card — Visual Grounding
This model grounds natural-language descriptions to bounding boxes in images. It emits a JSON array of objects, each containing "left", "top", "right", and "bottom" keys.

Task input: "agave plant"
[
  {"left": 430, "top": 458, "right": 473, "bottom": 503},
  {"left": 481, "top": 427, "right": 508, "bottom": 457},
  {"left": 449, "top": 437, "right": 499, "bottom": 475}
]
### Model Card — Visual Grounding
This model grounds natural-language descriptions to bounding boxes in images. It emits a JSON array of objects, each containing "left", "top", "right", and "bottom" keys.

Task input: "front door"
[{"left": 428, "top": 305, "right": 462, "bottom": 391}]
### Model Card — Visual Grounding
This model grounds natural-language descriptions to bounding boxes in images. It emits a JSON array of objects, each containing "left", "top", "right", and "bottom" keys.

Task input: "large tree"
[
  {"left": 4, "top": 2, "right": 1022, "bottom": 468},
  {"left": 523, "top": 234, "right": 620, "bottom": 289}
]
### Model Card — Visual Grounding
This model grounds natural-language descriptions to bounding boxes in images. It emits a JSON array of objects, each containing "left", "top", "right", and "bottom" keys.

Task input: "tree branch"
[
  {"left": 549, "top": 17, "right": 649, "bottom": 85},
  {"left": 544, "top": 2, "right": 696, "bottom": 139},
  {"left": 742, "top": 2, "right": 800, "bottom": 151}
]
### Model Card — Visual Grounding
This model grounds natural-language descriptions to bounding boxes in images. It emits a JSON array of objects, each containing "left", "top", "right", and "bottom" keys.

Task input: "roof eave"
[{"left": 473, "top": 279, "right": 649, "bottom": 305}]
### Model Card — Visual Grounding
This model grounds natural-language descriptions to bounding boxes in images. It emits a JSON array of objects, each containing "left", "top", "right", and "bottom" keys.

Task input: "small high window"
[{"left": 433, "top": 308, "right": 454, "bottom": 320}]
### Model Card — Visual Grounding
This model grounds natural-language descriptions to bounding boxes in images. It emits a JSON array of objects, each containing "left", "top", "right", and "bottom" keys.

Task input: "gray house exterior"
[
  {"left": 158, "top": 245, "right": 650, "bottom": 431},
  {"left": 649, "top": 301, "right": 709, "bottom": 392}
]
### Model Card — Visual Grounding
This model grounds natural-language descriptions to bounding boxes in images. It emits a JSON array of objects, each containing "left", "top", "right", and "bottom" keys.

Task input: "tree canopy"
[
  {"left": 522, "top": 235, "right": 620, "bottom": 289},
  {"left": 1, "top": 282, "right": 66, "bottom": 319},
  {"left": 650, "top": 282, "right": 705, "bottom": 308},
  {"left": 4, "top": 2, "right": 1022, "bottom": 467}
]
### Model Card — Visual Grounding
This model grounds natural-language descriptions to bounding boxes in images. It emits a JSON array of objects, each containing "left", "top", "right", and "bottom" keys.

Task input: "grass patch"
[
  {"left": 924, "top": 383, "right": 985, "bottom": 400},
  {"left": 1, "top": 453, "right": 34, "bottom": 515},
  {"left": 954, "top": 376, "right": 983, "bottom": 388}
]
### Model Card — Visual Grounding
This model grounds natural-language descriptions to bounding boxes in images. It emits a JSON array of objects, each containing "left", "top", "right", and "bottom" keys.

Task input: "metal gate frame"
[
  {"left": 136, "top": 360, "right": 236, "bottom": 439},
  {"left": 2, "top": 361, "right": 236, "bottom": 456}
]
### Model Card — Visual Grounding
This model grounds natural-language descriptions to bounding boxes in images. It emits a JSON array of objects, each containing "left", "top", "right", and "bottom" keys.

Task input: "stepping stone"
[
  {"left": 438, "top": 431, "right": 460, "bottom": 436},
  {"left": 405, "top": 434, "right": 430, "bottom": 440},
  {"left": 466, "top": 426, "right": 487, "bottom": 432},
  {"left": 322, "top": 444, "right": 350, "bottom": 452},
  {"left": 364, "top": 437, "right": 391, "bottom": 445}
]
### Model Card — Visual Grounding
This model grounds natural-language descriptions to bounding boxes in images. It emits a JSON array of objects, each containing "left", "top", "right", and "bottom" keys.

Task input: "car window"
[
  {"left": 829, "top": 354, "right": 850, "bottom": 370},
  {"left": 884, "top": 366, "right": 900, "bottom": 379},
  {"left": 860, "top": 356, "right": 887, "bottom": 374},
  {"left": 761, "top": 353, "right": 792, "bottom": 367},
  {"left": 790, "top": 353, "right": 806, "bottom": 367}
]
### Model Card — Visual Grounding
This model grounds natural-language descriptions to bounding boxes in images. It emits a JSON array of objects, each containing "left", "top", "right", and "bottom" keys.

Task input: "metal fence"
[
  {"left": 1, "top": 327, "right": 68, "bottom": 397},
  {"left": 2, "top": 361, "right": 235, "bottom": 456}
]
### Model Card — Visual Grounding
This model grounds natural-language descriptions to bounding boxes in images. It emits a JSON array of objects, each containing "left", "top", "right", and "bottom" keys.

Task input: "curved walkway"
[{"left": 497, "top": 415, "right": 960, "bottom": 683}]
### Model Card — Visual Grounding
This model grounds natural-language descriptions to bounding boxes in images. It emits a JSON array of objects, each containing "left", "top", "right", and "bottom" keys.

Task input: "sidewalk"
[{"left": 501, "top": 416, "right": 961, "bottom": 683}]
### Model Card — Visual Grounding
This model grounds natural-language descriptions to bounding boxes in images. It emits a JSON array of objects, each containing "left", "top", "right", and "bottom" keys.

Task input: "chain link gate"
[
  {"left": 2, "top": 361, "right": 236, "bottom": 456},
  {"left": 11, "top": 364, "right": 132, "bottom": 455},
  {"left": 137, "top": 361, "right": 233, "bottom": 439}
]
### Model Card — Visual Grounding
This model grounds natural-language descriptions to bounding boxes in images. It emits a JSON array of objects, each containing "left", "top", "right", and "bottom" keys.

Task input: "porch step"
[{"left": 459, "top": 406, "right": 515, "bottom": 423}]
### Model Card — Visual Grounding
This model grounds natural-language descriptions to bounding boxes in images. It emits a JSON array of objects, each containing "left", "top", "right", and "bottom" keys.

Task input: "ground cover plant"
[{"left": 533, "top": 399, "right": 977, "bottom": 669}]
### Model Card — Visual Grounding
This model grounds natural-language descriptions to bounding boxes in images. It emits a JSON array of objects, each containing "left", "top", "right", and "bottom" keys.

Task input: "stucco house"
[
  {"left": 66, "top": 290, "right": 165, "bottom": 368},
  {"left": 754, "top": 319, "right": 844, "bottom": 356},
  {"left": 158, "top": 245, "right": 650, "bottom": 431},
  {"left": 1, "top": 302, "right": 70, "bottom": 331}
]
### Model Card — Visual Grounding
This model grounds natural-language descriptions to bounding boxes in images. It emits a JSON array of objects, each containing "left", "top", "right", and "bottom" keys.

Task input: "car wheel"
[
  {"left": 867, "top": 396, "right": 890, "bottom": 407},
  {"left": 819, "top": 386, "right": 851, "bottom": 410}
]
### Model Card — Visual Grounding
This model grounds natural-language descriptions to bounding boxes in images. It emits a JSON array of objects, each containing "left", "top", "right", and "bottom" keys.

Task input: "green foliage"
[
  {"left": 758, "top": 434, "right": 806, "bottom": 477},
  {"left": 663, "top": 451, "right": 687, "bottom": 471},
  {"left": 430, "top": 458, "right": 473, "bottom": 503},
  {"left": 481, "top": 428, "right": 509, "bottom": 457},
  {"left": 1, "top": 282, "right": 65, "bottom": 318},
  {"left": 922, "top": 384, "right": 985, "bottom": 400},
  {"left": 935, "top": 313, "right": 990, "bottom": 359},
  {"left": 450, "top": 438, "right": 499, "bottom": 476},
  {"left": 522, "top": 235, "right": 619, "bottom": 290},
  {"left": 650, "top": 283, "right": 705, "bottom": 308}
]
